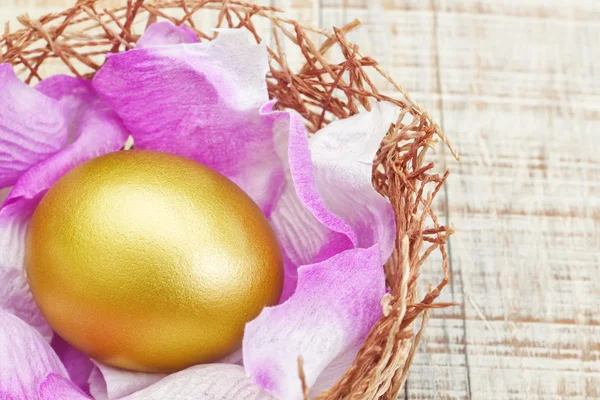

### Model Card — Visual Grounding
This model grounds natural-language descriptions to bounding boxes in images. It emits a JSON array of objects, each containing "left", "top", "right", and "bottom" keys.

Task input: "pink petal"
[
  {"left": 0, "top": 266, "right": 52, "bottom": 340},
  {"left": 119, "top": 364, "right": 272, "bottom": 400},
  {"left": 51, "top": 336, "right": 94, "bottom": 394},
  {"left": 0, "top": 76, "right": 129, "bottom": 219},
  {"left": 0, "top": 64, "right": 69, "bottom": 189},
  {"left": 38, "top": 373, "right": 91, "bottom": 400},
  {"left": 271, "top": 104, "right": 397, "bottom": 300},
  {"left": 92, "top": 29, "right": 284, "bottom": 213},
  {"left": 136, "top": 21, "right": 200, "bottom": 49},
  {"left": 244, "top": 104, "right": 398, "bottom": 398},
  {"left": 0, "top": 309, "right": 68, "bottom": 399},
  {"left": 243, "top": 246, "right": 385, "bottom": 399},
  {"left": 88, "top": 362, "right": 166, "bottom": 400}
]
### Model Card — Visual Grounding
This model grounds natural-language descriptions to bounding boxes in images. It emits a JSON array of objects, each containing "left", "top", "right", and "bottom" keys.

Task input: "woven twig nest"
[{"left": 1, "top": 1, "right": 458, "bottom": 398}]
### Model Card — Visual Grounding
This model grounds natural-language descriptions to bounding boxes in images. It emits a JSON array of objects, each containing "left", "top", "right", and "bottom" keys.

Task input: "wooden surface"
[{"left": 2, "top": 0, "right": 599, "bottom": 399}]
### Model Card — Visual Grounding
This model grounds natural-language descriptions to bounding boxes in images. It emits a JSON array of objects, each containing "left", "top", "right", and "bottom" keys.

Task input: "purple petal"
[
  {"left": 0, "top": 76, "right": 128, "bottom": 219},
  {"left": 0, "top": 309, "right": 68, "bottom": 399},
  {"left": 118, "top": 364, "right": 272, "bottom": 400},
  {"left": 136, "top": 21, "right": 200, "bottom": 49},
  {"left": 0, "top": 64, "right": 69, "bottom": 189},
  {"left": 92, "top": 29, "right": 283, "bottom": 213},
  {"left": 38, "top": 373, "right": 91, "bottom": 400},
  {"left": 243, "top": 245, "right": 385, "bottom": 399},
  {"left": 88, "top": 362, "right": 166, "bottom": 400},
  {"left": 0, "top": 266, "right": 52, "bottom": 340},
  {"left": 51, "top": 336, "right": 94, "bottom": 394}
]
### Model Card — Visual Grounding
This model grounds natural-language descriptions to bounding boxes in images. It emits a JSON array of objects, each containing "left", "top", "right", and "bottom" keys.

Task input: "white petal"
[
  {"left": 88, "top": 362, "right": 166, "bottom": 400},
  {"left": 120, "top": 364, "right": 272, "bottom": 400},
  {"left": 0, "top": 266, "right": 52, "bottom": 340},
  {"left": 0, "top": 309, "right": 68, "bottom": 399}
]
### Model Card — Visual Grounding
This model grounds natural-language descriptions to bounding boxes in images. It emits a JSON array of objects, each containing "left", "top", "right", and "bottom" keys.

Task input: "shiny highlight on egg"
[{"left": 25, "top": 150, "right": 283, "bottom": 372}]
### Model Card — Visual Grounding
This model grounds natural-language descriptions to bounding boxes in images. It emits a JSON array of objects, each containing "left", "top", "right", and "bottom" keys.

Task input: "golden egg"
[{"left": 25, "top": 150, "right": 283, "bottom": 372}]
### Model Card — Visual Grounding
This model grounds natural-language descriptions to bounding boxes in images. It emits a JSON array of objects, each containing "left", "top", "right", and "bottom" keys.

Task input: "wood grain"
[{"left": 1, "top": 0, "right": 598, "bottom": 399}]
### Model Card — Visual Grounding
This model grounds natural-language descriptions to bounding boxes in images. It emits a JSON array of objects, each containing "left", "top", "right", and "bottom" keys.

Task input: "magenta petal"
[
  {"left": 243, "top": 245, "right": 385, "bottom": 399},
  {"left": 51, "top": 336, "right": 94, "bottom": 394},
  {"left": 38, "top": 373, "right": 91, "bottom": 400},
  {"left": 0, "top": 266, "right": 51, "bottom": 340},
  {"left": 136, "top": 21, "right": 200, "bottom": 48},
  {"left": 92, "top": 29, "right": 285, "bottom": 212},
  {"left": 119, "top": 364, "right": 272, "bottom": 400},
  {"left": 0, "top": 309, "right": 68, "bottom": 399},
  {"left": 0, "top": 76, "right": 128, "bottom": 219},
  {"left": 0, "top": 64, "right": 69, "bottom": 189}
]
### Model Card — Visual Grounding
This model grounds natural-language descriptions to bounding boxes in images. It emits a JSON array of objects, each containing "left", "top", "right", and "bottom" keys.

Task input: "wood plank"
[{"left": 435, "top": 0, "right": 600, "bottom": 399}]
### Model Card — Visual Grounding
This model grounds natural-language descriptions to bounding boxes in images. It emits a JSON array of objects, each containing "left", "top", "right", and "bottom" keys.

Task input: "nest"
[{"left": 1, "top": 1, "right": 458, "bottom": 398}]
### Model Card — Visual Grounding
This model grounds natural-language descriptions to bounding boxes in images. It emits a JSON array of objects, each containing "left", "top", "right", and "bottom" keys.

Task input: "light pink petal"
[
  {"left": 119, "top": 364, "right": 272, "bottom": 400},
  {"left": 88, "top": 362, "right": 166, "bottom": 400},
  {"left": 309, "top": 345, "right": 360, "bottom": 397},
  {"left": 0, "top": 75, "right": 129, "bottom": 219},
  {"left": 38, "top": 373, "right": 91, "bottom": 400},
  {"left": 0, "top": 211, "right": 28, "bottom": 269},
  {"left": 92, "top": 29, "right": 284, "bottom": 213},
  {"left": 243, "top": 245, "right": 385, "bottom": 400},
  {"left": 88, "top": 368, "right": 109, "bottom": 400},
  {"left": 88, "top": 349, "right": 244, "bottom": 400},
  {"left": 0, "top": 266, "right": 52, "bottom": 340},
  {"left": 309, "top": 101, "right": 398, "bottom": 260},
  {"left": 0, "top": 64, "right": 69, "bottom": 189},
  {"left": 51, "top": 336, "right": 94, "bottom": 394},
  {"left": 136, "top": 21, "right": 200, "bottom": 48},
  {"left": 0, "top": 211, "right": 50, "bottom": 341},
  {"left": 0, "top": 309, "right": 68, "bottom": 399}
]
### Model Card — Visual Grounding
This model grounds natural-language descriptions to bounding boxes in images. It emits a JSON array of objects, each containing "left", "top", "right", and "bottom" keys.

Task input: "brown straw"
[{"left": 1, "top": 1, "right": 458, "bottom": 398}]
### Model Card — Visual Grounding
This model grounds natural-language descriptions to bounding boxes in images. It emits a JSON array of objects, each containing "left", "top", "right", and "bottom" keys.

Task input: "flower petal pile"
[{"left": 0, "top": 23, "right": 397, "bottom": 399}]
